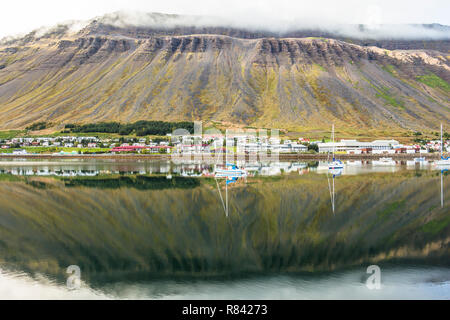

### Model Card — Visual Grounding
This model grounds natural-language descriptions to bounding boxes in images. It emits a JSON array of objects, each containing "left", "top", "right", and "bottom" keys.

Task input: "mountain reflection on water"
[{"left": 0, "top": 160, "right": 448, "bottom": 299}]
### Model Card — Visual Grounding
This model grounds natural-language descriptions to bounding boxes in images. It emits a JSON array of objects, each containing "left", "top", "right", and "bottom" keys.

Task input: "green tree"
[{"left": 308, "top": 144, "right": 319, "bottom": 152}]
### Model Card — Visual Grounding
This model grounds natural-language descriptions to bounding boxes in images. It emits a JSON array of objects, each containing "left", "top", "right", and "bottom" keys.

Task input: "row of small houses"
[
  {"left": 2, "top": 136, "right": 448, "bottom": 155},
  {"left": 317, "top": 139, "right": 450, "bottom": 154},
  {"left": 111, "top": 143, "right": 309, "bottom": 154},
  {"left": 1, "top": 136, "right": 102, "bottom": 149},
  {"left": 172, "top": 143, "right": 308, "bottom": 154},
  {"left": 1, "top": 137, "right": 158, "bottom": 150},
  {"left": 110, "top": 145, "right": 172, "bottom": 153},
  {"left": 2, "top": 141, "right": 100, "bottom": 149}
]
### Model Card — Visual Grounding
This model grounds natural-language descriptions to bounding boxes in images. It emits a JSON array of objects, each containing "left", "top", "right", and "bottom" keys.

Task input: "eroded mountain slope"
[{"left": 0, "top": 34, "right": 449, "bottom": 133}]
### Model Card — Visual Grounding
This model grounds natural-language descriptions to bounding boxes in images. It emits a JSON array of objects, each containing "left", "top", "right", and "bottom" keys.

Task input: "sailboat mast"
[
  {"left": 332, "top": 124, "right": 335, "bottom": 161},
  {"left": 441, "top": 123, "right": 443, "bottom": 158},
  {"left": 226, "top": 181, "right": 228, "bottom": 217},
  {"left": 441, "top": 170, "right": 444, "bottom": 208},
  {"left": 226, "top": 133, "right": 228, "bottom": 165}
]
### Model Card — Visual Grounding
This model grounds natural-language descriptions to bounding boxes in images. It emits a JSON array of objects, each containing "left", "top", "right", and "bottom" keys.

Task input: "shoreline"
[{"left": 0, "top": 153, "right": 445, "bottom": 161}]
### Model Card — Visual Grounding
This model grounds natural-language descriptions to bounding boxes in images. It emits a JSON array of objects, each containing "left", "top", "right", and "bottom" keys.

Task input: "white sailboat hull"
[
  {"left": 328, "top": 161, "right": 344, "bottom": 169},
  {"left": 214, "top": 169, "right": 247, "bottom": 178},
  {"left": 436, "top": 159, "right": 450, "bottom": 166}
]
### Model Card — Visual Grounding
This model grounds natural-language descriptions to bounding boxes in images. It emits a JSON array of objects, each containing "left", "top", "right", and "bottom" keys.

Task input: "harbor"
[{"left": 0, "top": 152, "right": 445, "bottom": 161}]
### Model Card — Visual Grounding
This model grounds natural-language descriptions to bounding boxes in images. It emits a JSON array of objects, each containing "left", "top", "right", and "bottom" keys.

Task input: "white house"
[
  {"left": 290, "top": 143, "right": 308, "bottom": 153},
  {"left": 318, "top": 139, "right": 399, "bottom": 153},
  {"left": 12, "top": 149, "right": 28, "bottom": 155}
]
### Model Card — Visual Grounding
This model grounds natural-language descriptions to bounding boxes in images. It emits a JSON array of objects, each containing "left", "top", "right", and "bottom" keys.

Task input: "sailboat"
[
  {"left": 214, "top": 163, "right": 247, "bottom": 217},
  {"left": 436, "top": 123, "right": 450, "bottom": 167},
  {"left": 328, "top": 124, "right": 344, "bottom": 170},
  {"left": 214, "top": 163, "right": 247, "bottom": 178}
]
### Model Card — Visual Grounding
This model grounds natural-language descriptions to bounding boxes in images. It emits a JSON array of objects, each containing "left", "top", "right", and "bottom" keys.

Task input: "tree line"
[
  {"left": 64, "top": 121, "right": 194, "bottom": 136},
  {"left": 26, "top": 122, "right": 52, "bottom": 131}
]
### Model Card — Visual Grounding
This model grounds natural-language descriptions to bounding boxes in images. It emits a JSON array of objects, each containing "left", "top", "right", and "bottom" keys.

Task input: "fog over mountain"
[
  {"left": 2, "top": 11, "right": 450, "bottom": 43},
  {"left": 93, "top": 11, "right": 450, "bottom": 40},
  {"left": 1, "top": 0, "right": 450, "bottom": 38}
]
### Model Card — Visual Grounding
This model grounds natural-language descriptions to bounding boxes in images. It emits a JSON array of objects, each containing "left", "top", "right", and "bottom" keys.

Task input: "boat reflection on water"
[
  {"left": 327, "top": 168, "right": 343, "bottom": 214},
  {"left": 440, "top": 169, "right": 448, "bottom": 208},
  {"left": 407, "top": 157, "right": 429, "bottom": 167},
  {"left": 372, "top": 157, "right": 396, "bottom": 166}
]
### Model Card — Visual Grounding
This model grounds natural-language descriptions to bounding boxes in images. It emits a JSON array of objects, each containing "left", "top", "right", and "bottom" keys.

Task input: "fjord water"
[{"left": 0, "top": 160, "right": 448, "bottom": 299}]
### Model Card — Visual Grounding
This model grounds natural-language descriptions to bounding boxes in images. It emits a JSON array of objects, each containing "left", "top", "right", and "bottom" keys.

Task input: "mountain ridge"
[{"left": 0, "top": 13, "right": 449, "bottom": 134}]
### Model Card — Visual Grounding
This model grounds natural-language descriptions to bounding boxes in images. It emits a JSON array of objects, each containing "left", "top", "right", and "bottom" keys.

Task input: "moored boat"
[
  {"left": 214, "top": 163, "right": 247, "bottom": 178},
  {"left": 328, "top": 124, "right": 344, "bottom": 170},
  {"left": 436, "top": 123, "right": 450, "bottom": 167}
]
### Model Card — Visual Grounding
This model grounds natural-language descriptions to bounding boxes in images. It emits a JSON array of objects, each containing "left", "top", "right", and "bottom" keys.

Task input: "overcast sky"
[{"left": 1, "top": 0, "right": 449, "bottom": 38}]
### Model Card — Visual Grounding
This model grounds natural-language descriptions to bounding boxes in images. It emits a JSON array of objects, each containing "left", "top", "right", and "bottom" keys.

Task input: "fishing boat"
[
  {"left": 328, "top": 124, "right": 344, "bottom": 170},
  {"left": 436, "top": 123, "right": 450, "bottom": 167},
  {"left": 413, "top": 157, "right": 426, "bottom": 162}
]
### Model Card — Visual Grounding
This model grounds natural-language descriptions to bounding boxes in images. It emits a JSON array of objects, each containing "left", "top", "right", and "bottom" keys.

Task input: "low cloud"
[
  {"left": 2, "top": 7, "right": 450, "bottom": 43},
  {"left": 94, "top": 11, "right": 450, "bottom": 40}
]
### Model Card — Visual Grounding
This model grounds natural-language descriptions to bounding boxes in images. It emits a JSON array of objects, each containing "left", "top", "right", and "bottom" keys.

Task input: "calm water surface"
[{"left": 0, "top": 159, "right": 448, "bottom": 299}]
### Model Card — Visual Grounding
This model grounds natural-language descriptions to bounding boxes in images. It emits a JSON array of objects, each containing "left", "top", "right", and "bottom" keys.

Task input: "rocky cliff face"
[{"left": 0, "top": 18, "right": 449, "bottom": 133}]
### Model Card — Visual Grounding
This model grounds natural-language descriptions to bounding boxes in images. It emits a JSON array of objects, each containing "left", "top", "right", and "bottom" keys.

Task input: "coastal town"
[
  {"left": 1, "top": 1, "right": 450, "bottom": 303},
  {"left": 0, "top": 134, "right": 449, "bottom": 156}
]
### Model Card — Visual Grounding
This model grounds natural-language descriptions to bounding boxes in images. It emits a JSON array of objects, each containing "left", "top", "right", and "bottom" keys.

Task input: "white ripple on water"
[
  {"left": 1, "top": 266, "right": 449, "bottom": 299},
  {"left": 0, "top": 268, "right": 110, "bottom": 300},
  {"left": 77, "top": 267, "right": 450, "bottom": 300}
]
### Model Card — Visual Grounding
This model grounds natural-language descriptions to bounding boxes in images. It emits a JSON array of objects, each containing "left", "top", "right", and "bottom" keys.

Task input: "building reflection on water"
[{"left": 0, "top": 159, "right": 445, "bottom": 177}]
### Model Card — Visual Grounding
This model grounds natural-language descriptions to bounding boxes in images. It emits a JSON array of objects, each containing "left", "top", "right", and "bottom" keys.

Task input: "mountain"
[
  {"left": 0, "top": 12, "right": 449, "bottom": 134},
  {"left": 0, "top": 171, "right": 448, "bottom": 279}
]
